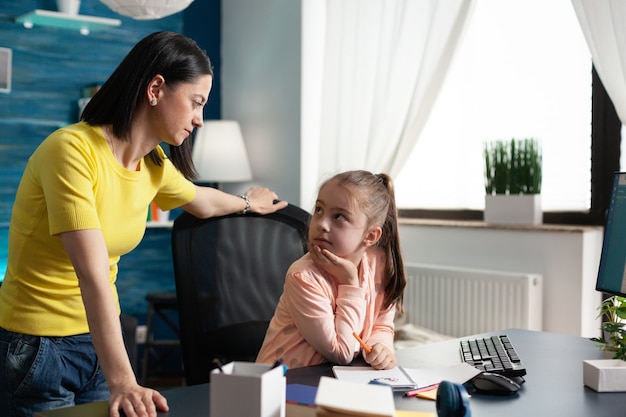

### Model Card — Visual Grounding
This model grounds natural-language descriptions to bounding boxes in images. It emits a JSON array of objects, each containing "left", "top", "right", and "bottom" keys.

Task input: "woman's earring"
[{"left": 150, "top": 98, "right": 157, "bottom": 106}]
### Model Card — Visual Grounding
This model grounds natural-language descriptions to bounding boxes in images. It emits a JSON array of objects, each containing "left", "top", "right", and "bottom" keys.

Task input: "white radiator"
[{"left": 403, "top": 263, "right": 543, "bottom": 337}]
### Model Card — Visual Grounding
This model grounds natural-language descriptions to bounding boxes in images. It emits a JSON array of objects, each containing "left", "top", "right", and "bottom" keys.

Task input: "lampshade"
[
  {"left": 192, "top": 120, "right": 253, "bottom": 183},
  {"left": 99, "top": 0, "right": 194, "bottom": 20}
]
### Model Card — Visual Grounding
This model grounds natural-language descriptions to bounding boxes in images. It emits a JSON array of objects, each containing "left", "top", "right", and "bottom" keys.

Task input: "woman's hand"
[
  {"left": 364, "top": 343, "right": 397, "bottom": 370},
  {"left": 246, "top": 187, "right": 288, "bottom": 214},
  {"left": 309, "top": 244, "right": 359, "bottom": 286},
  {"left": 108, "top": 382, "right": 169, "bottom": 417},
  {"left": 184, "top": 185, "right": 288, "bottom": 218}
]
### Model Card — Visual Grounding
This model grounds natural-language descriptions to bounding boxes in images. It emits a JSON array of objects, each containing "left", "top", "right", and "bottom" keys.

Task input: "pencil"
[
  {"left": 404, "top": 383, "right": 439, "bottom": 397},
  {"left": 352, "top": 331, "right": 372, "bottom": 354}
]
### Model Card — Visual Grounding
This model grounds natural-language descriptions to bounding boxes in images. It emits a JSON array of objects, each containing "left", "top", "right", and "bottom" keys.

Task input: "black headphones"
[{"left": 436, "top": 380, "right": 471, "bottom": 417}]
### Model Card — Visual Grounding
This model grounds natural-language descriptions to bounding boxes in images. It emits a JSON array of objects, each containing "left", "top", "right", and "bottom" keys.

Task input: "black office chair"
[{"left": 171, "top": 204, "right": 310, "bottom": 386}]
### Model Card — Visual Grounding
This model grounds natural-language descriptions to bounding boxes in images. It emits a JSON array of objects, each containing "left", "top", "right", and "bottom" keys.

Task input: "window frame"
[{"left": 399, "top": 67, "right": 621, "bottom": 227}]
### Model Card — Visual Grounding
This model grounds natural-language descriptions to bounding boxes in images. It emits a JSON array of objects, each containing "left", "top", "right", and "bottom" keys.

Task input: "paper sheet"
[
  {"left": 403, "top": 363, "right": 480, "bottom": 387},
  {"left": 315, "top": 376, "right": 396, "bottom": 417}
]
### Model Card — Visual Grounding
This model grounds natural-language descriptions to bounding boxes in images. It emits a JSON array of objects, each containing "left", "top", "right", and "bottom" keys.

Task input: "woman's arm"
[
  {"left": 61, "top": 229, "right": 167, "bottom": 417},
  {"left": 181, "top": 185, "right": 287, "bottom": 219}
]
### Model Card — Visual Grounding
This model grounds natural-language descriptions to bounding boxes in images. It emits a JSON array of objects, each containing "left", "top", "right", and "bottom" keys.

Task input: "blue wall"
[{"left": 0, "top": 0, "right": 221, "bottom": 318}]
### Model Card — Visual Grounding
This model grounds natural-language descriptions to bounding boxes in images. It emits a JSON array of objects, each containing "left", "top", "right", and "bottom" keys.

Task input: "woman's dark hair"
[
  {"left": 322, "top": 170, "right": 407, "bottom": 312},
  {"left": 81, "top": 31, "right": 214, "bottom": 179}
]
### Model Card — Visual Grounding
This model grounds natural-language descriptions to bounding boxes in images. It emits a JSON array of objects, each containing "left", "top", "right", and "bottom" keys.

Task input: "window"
[{"left": 395, "top": 0, "right": 617, "bottom": 225}]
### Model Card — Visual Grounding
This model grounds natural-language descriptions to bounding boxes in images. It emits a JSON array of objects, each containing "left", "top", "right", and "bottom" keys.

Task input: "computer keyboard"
[{"left": 460, "top": 335, "right": 527, "bottom": 378}]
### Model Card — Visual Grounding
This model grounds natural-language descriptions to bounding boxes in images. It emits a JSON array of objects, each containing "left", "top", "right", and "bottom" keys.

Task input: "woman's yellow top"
[{"left": 0, "top": 122, "right": 195, "bottom": 336}]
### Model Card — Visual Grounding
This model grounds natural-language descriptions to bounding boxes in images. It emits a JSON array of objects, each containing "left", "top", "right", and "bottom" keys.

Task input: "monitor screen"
[{"left": 596, "top": 172, "right": 626, "bottom": 297}]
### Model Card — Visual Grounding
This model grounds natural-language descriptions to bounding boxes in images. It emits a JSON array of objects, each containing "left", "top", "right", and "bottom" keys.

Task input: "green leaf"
[{"left": 483, "top": 138, "right": 541, "bottom": 195}]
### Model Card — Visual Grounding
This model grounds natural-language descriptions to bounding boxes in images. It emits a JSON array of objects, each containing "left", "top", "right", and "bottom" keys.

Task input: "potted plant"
[
  {"left": 590, "top": 295, "right": 626, "bottom": 360},
  {"left": 483, "top": 138, "right": 542, "bottom": 225}
]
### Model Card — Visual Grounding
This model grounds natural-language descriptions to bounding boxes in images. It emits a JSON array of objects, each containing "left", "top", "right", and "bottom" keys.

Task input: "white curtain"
[
  {"left": 572, "top": 0, "right": 626, "bottom": 123},
  {"left": 300, "top": 0, "right": 476, "bottom": 206}
]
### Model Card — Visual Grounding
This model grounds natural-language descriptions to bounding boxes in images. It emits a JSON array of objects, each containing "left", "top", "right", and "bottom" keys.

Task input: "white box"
[
  {"left": 484, "top": 194, "right": 542, "bottom": 225},
  {"left": 210, "top": 361, "right": 286, "bottom": 417},
  {"left": 583, "top": 359, "right": 626, "bottom": 392}
]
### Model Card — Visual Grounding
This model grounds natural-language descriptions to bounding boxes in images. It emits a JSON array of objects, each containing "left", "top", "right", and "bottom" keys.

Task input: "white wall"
[
  {"left": 220, "top": 0, "right": 302, "bottom": 203},
  {"left": 399, "top": 221, "right": 604, "bottom": 338},
  {"left": 221, "top": 2, "right": 604, "bottom": 339}
]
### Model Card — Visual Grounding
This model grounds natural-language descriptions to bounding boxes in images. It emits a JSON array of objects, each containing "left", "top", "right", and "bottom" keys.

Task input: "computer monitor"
[{"left": 596, "top": 172, "right": 626, "bottom": 297}]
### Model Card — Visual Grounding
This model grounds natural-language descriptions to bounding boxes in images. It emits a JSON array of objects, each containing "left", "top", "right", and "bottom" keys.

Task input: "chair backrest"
[{"left": 171, "top": 204, "right": 310, "bottom": 385}]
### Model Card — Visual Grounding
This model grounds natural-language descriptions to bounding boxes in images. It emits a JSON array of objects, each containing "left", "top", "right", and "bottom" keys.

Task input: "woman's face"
[
  {"left": 309, "top": 180, "right": 370, "bottom": 261},
  {"left": 153, "top": 74, "right": 213, "bottom": 146}
]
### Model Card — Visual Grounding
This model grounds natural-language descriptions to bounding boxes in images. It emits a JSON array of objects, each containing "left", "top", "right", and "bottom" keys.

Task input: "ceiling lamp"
[{"left": 99, "top": 0, "right": 194, "bottom": 20}]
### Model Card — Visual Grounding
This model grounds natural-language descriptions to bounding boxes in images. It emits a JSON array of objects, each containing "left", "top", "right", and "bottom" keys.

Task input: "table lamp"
[{"left": 192, "top": 120, "right": 253, "bottom": 188}]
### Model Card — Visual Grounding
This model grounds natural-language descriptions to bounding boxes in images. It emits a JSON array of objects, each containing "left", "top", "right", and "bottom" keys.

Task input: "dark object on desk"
[
  {"left": 468, "top": 372, "right": 521, "bottom": 396},
  {"left": 595, "top": 171, "right": 626, "bottom": 299},
  {"left": 171, "top": 204, "right": 310, "bottom": 386},
  {"left": 436, "top": 380, "right": 471, "bottom": 417},
  {"left": 460, "top": 335, "right": 526, "bottom": 378}
]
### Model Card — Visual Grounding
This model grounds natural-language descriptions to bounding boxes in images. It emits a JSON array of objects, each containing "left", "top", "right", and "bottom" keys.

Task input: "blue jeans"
[{"left": 0, "top": 327, "right": 109, "bottom": 417}]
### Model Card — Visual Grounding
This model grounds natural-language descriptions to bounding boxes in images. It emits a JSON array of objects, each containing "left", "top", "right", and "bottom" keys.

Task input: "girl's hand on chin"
[{"left": 309, "top": 244, "right": 359, "bottom": 286}]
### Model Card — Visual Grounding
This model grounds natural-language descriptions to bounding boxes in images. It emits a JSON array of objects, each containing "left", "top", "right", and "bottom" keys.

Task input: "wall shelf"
[{"left": 16, "top": 10, "right": 121, "bottom": 35}]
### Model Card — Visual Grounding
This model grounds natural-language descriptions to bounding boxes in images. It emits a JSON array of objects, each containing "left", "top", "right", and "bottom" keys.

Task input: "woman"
[{"left": 0, "top": 31, "right": 287, "bottom": 417}]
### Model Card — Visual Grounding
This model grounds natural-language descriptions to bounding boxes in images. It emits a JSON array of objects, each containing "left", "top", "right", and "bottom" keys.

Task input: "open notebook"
[
  {"left": 333, "top": 366, "right": 418, "bottom": 391},
  {"left": 332, "top": 363, "right": 480, "bottom": 392}
]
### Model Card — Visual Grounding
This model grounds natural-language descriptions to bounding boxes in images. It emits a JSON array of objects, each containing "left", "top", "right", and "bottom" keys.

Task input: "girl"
[
  {"left": 0, "top": 31, "right": 286, "bottom": 417},
  {"left": 256, "top": 170, "right": 406, "bottom": 370}
]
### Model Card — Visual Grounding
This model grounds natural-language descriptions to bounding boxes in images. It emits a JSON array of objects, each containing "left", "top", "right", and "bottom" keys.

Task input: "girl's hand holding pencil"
[{"left": 352, "top": 331, "right": 372, "bottom": 353}]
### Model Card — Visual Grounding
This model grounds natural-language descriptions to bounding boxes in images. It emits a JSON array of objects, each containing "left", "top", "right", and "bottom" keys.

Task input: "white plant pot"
[
  {"left": 583, "top": 359, "right": 626, "bottom": 392},
  {"left": 57, "top": 0, "right": 81, "bottom": 15},
  {"left": 484, "top": 194, "right": 542, "bottom": 225}
]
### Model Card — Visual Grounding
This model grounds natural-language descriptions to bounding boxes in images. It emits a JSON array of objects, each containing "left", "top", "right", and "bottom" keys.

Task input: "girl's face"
[
  {"left": 309, "top": 180, "right": 371, "bottom": 262},
  {"left": 152, "top": 74, "right": 213, "bottom": 146}
]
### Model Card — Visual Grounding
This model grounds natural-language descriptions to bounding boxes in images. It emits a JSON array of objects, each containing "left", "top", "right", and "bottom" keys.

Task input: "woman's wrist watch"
[{"left": 238, "top": 194, "right": 251, "bottom": 214}]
